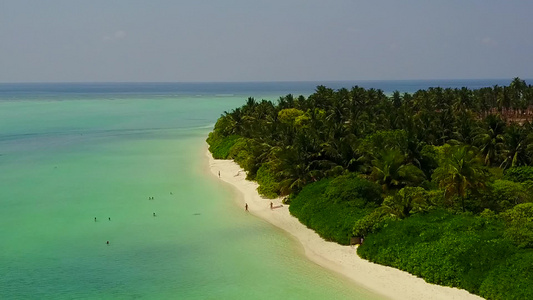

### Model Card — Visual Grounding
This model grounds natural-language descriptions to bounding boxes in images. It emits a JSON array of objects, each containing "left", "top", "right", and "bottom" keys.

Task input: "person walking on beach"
[
  {"left": 218, "top": 171, "right": 221, "bottom": 178},
  {"left": 245, "top": 203, "right": 248, "bottom": 211},
  {"left": 270, "top": 202, "right": 273, "bottom": 210}
]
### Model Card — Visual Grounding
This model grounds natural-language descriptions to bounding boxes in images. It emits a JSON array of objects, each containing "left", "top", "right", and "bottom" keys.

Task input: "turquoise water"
[
  {"left": 2, "top": 79, "right": 514, "bottom": 298},
  {"left": 0, "top": 92, "right": 383, "bottom": 299}
]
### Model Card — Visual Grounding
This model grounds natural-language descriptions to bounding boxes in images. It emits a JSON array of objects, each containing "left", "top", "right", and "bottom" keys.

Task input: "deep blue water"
[{"left": 0, "top": 79, "right": 527, "bottom": 101}]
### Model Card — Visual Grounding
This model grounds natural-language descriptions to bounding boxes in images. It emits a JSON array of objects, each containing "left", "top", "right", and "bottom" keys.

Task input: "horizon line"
[{"left": 0, "top": 77, "right": 529, "bottom": 85}]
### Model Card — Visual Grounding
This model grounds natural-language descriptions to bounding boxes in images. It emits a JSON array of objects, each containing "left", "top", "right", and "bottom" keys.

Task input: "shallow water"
[{"left": 0, "top": 90, "right": 383, "bottom": 299}]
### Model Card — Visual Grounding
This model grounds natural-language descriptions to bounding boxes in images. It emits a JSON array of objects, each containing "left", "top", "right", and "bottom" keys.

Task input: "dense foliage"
[
  {"left": 289, "top": 174, "right": 382, "bottom": 244},
  {"left": 357, "top": 210, "right": 520, "bottom": 295},
  {"left": 207, "top": 79, "right": 533, "bottom": 299},
  {"left": 479, "top": 250, "right": 533, "bottom": 300}
]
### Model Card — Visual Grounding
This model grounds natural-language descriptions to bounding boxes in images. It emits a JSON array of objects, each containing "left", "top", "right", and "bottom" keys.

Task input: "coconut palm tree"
[
  {"left": 474, "top": 114, "right": 506, "bottom": 166},
  {"left": 432, "top": 145, "right": 489, "bottom": 212},
  {"left": 370, "top": 148, "right": 425, "bottom": 192},
  {"left": 501, "top": 123, "right": 530, "bottom": 168}
]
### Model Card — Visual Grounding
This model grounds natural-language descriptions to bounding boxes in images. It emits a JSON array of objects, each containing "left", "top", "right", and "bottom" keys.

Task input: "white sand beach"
[{"left": 207, "top": 150, "right": 484, "bottom": 300}]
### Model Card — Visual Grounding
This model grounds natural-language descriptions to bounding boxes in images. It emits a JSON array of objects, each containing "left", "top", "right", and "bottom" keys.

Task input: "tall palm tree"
[
  {"left": 501, "top": 123, "right": 530, "bottom": 168},
  {"left": 474, "top": 114, "right": 506, "bottom": 166},
  {"left": 432, "top": 145, "right": 489, "bottom": 212},
  {"left": 370, "top": 148, "right": 425, "bottom": 192}
]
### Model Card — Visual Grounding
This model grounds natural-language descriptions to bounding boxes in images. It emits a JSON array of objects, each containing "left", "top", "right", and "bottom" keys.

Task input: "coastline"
[{"left": 207, "top": 149, "right": 484, "bottom": 300}]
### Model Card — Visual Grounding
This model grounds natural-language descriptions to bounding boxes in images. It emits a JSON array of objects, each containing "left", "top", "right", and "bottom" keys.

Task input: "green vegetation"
[
  {"left": 504, "top": 166, "right": 533, "bottom": 182},
  {"left": 207, "top": 78, "right": 533, "bottom": 299},
  {"left": 206, "top": 133, "right": 241, "bottom": 159},
  {"left": 289, "top": 174, "right": 382, "bottom": 244},
  {"left": 502, "top": 203, "right": 533, "bottom": 248},
  {"left": 357, "top": 210, "right": 521, "bottom": 295},
  {"left": 255, "top": 162, "right": 281, "bottom": 198},
  {"left": 479, "top": 250, "right": 533, "bottom": 300}
]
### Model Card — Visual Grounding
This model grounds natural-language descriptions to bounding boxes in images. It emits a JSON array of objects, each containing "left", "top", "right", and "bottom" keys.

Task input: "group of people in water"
[{"left": 95, "top": 194, "right": 168, "bottom": 245}]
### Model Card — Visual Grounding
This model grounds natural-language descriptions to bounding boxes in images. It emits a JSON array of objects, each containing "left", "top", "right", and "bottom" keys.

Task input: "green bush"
[
  {"left": 502, "top": 203, "right": 533, "bottom": 248},
  {"left": 206, "top": 133, "right": 241, "bottom": 159},
  {"left": 256, "top": 162, "right": 280, "bottom": 199},
  {"left": 504, "top": 166, "right": 533, "bottom": 183},
  {"left": 352, "top": 207, "right": 391, "bottom": 237},
  {"left": 324, "top": 173, "right": 382, "bottom": 207},
  {"left": 289, "top": 175, "right": 382, "bottom": 245},
  {"left": 357, "top": 210, "right": 517, "bottom": 295},
  {"left": 479, "top": 250, "right": 533, "bottom": 300},
  {"left": 228, "top": 138, "right": 264, "bottom": 179},
  {"left": 481, "top": 180, "right": 532, "bottom": 212}
]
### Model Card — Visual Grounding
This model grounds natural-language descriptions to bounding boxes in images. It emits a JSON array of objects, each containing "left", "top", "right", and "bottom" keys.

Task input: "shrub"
[
  {"left": 352, "top": 207, "right": 391, "bottom": 237},
  {"left": 256, "top": 162, "right": 280, "bottom": 199},
  {"left": 479, "top": 250, "right": 533, "bottom": 300},
  {"left": 504, "top": 166, "right": 533, "bottom": 183},
  {"left": 357, "top": 210, "right": 516, "bottom": 294},
  {"left": 228, "top": 138, "right": 252, "bottom": 168},
  {"left": 502, "top": 203, "right": 533, "bottom": 248},
  {"left": 324, "top": 173, "right": 382, "bottom": 207},
  {"left": 206, "top": 133, "right": 241, "bottom": 159},
  {"left": 289, "top": 174, "right": 382, "bottom": 245},
  {"left": 481, "top": 180, "right": 532, "bottom": 212}
]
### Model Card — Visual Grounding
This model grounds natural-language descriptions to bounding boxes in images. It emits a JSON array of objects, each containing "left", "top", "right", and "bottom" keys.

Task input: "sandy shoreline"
[{"left": 207, "top": 150, "right": 484, "bottom": 300}]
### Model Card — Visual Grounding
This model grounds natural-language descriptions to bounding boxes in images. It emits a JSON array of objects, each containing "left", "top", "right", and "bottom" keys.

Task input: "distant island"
[{"left": 207, "top": 78, "right": 533, "bottom": 300}]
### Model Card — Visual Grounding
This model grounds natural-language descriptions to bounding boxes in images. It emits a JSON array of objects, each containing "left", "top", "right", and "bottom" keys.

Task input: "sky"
[{"left": 1, "top": 0, "right": 533, "bottom": 82}]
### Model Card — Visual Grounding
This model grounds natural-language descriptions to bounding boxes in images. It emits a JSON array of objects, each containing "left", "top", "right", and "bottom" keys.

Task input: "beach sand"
[{"left": 208, "top": 150, "right": 484, "bottom": 300}]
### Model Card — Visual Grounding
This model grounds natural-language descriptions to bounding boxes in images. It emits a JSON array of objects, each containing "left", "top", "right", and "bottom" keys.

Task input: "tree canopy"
[{"left": 207, "top": 78, "right": 533, "bottom": 300}]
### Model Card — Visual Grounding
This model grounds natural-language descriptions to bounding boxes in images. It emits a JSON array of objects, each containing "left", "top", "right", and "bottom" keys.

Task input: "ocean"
[{"left": 0, "top": 80, "right": 519, "bottom": 299}]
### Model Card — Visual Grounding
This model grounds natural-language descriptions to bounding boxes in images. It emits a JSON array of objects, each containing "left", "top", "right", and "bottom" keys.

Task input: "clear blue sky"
[{"left": 1, "top": 1, "right": 532, "bottom": 82}]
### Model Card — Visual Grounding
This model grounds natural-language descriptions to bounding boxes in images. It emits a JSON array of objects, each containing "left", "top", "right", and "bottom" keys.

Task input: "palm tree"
[
  {"left": 501, "top": 122, "right": 530, "bottom": 168},
  {"left": 474, "top": 114, "right": 506, "bottom": 166},
  {"left": 274, "top": 144, "right": 315, "bottom": 195},
  {"left": 370, "top": 148, "right": 425, "bottom": 192},
  {"left": 383, "top": 187, "right": 428, "bottom": 219},
  {"left": 452, "top": 110, "right": 478, "bottom": 145},
  {"left": 509, "top": 77, "right": 527, "bottom": 117},
  {"left": 432, "top": 145, "right": 489, "bottom": 212}
]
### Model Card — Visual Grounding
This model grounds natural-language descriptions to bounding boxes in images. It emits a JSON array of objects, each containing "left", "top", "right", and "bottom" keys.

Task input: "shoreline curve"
[{"left": 207, "top": 149, "right": 484, "bottom": 300}]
